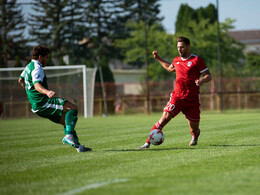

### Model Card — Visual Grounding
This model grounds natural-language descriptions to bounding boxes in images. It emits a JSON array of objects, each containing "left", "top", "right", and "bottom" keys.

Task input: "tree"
[
  {"left": 82, "top": 0, "right": 122, "bottom": 62},
  {"left": 95, "top": 56, "right": 115, "bottom": 83},
  {"left": 26, "top": 0, "right": 163, "bottom": 80},
  {"left": 14, "top": 55, "right": 22, "bottom": 67},
  {"left": 0, "top": 0, "right": 26, "bottom": 67},
  {"left": 244, "top": 53, "right": 260, "bottom": 76},
  {"left": 126, "top": 0, "right": 163, "bottom": 25},
  {"left": 28, "top": 0, "right": 85, "bottom": 63},
  {"left": 175, "top": 4, "right": 196, "bottom": 34},
  {"left": 175, "top": 3, "right": 217, "bottom": 34},
  {"left": 81, "top": 0, "right": 163, "bottom": 64},
  {"left": 114, "top": 21, "right": 176, "bottom": 81},
  {"left": 197, "top": 3, "right": 217, "bottom": 24},
  {"left": 175, "top": 4, "right": 244, "bottom": 78}
]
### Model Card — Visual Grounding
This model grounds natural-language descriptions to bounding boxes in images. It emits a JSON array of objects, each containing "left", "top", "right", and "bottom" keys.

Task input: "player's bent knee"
[{"left": 63, "top": 101, "right": 78, "bottom": 112}]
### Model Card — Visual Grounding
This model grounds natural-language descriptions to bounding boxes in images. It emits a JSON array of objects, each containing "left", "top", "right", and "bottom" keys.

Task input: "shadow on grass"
[
  {"left": 105, "top": 147, "right": 196, "bottom": 152},
  {"left": 210, "top": 144, "right": 260, "bottom": 147},
  {"left": 106, "top": 144, "right": 260, "bottom": 152}
]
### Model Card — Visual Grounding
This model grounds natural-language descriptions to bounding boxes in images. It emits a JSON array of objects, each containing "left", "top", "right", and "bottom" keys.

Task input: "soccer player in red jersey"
[{"left": 139, "top": 36, "right": 212, "bottom": 149}]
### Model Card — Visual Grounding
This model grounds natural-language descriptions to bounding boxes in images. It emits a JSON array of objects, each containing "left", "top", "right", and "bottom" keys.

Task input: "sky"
[
  {"left": 19, "top": 0, "right": 260, "bottom": 37},
  {"left": 159, "top": 0, "right": 260, "bottom": 33}
]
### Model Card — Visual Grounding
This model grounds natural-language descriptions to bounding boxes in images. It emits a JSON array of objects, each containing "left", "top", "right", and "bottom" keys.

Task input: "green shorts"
[{"left": 36, "top": 97, "right": 66, "bottom": 124}]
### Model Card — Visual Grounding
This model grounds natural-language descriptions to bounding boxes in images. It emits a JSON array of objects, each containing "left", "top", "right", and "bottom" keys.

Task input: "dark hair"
[
  {"left": 32, "top": 45, "right": 50, "bottom": 59},
  {"left": 177, "top": 36, "right": 190, "bottom": 46}
]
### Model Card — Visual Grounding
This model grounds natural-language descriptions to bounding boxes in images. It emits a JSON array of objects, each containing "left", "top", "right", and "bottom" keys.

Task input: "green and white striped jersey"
[{"left": 20, "top": 59, "right": 49, "bottom": 112}]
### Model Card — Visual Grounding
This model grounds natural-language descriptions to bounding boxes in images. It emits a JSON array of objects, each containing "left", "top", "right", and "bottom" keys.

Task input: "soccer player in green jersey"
[{"left": 18, "top": 45, "right": 92, "bottom": 152}]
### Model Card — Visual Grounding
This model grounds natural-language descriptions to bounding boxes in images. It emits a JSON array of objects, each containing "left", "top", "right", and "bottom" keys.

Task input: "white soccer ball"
[{"left": 149, "top": 129, "right": 165, "bottom": 145}]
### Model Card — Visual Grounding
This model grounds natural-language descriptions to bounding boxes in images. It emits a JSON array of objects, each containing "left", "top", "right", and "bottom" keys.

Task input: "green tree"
[
  {"left": 14, "top": 55, "right": 22, "bottom": 67},
  {"left": 175, "top": 4, "right": 196, "bottom": 34},
  {"left": 80, "top": 0, "right": 125, "bottom": 82},
  {"left": 28, "top": 0, "right": 85, "bottom": 63},
  {"left": 45, "top": 54, "right": 54, "bottom": 66},
  {"left": 82, "top": 0, "right": 122, "bottom": 62},
  {"left": 95, "top": 56, "right": 115, "bottom": 83},
  {"left": 80, "top": 0, "right": 163, "bottom": 82},
  {"left": 197, "top": 3, "right": 217, "bottom": 24},
  {"left": 244, "top": 53, "right": 260, "bottom": 76},
  {"left": 58, "top": 56, "right": 65, "bottom": 66},
  {"left": 126, "top": 0, "right": 163, "bottom": 25},
  {"left": 175, "top": 4, "right": 244, "bottom": 78},
  {"left": 114, "top": 21, "right": 176, "bottom": 81},
  {"left": 0, "top": 0, "right": 26, "bottom": 67},
  {"left": 176, "top": 18, "right": 244, "bottom": 77},
  {"left": 116, "top": 17, "right": 244, "bottom": 80},
  {"left": 175, "top": 4, "right": 217, "bottom": 34}
]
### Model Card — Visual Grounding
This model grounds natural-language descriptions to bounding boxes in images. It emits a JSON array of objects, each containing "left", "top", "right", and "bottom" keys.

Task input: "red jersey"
[{"left": 171, "top": 54, "right": 208, "bottom": 99}]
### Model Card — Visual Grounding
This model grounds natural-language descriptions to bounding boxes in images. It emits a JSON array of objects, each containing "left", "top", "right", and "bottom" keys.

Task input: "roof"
[{"left": 228, "top": 30, "right": 260, "bottom": 44}]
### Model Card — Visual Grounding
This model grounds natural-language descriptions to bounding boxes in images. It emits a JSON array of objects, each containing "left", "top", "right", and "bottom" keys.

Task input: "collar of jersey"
[
  {"left": 31, "top": 59, "right": 43, "bottom": 67},
  {"left": 181, "top": 53, "right": 193, "bottom": 61}
]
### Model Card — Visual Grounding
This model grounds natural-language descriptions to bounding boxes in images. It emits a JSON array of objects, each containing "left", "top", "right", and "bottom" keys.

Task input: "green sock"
[
  {"left": 64, "top": 109, "right": 80, "bottom": 145},
  {"left": 72, "top": 131, "right": 80, "bottom": 145},
  {"left": 65, "top": 109, "right": 78, "bottom": 133}
]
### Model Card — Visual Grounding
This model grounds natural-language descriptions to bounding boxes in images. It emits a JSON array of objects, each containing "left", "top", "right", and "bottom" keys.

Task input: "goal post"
[{"left": 0, "top": 65, "right": 97, "bottom": 118}]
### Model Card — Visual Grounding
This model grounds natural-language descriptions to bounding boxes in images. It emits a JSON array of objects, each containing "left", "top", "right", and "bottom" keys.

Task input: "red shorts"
[{"left": 163, "top": 93, "right": 200, "bottom": 122}]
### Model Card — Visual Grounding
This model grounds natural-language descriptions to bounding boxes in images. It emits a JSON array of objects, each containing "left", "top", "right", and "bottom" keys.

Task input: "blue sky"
[{"left": 159, "top": 0, "right": 260, "bottom": 33}]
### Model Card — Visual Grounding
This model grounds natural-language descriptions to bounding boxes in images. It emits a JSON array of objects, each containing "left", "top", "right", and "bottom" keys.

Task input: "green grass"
[{"left": 0, "top": 110, "right": 260, "bottom": 195}]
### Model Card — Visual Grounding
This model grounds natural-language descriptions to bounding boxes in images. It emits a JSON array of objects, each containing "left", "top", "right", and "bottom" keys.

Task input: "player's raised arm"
[{"left": 152, "top": 51, "right": 175, "bottom": 72}]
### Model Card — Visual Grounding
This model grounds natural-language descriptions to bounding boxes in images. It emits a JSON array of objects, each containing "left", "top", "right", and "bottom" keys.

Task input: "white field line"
[{"left": 56, "top": 179, "right": 129, "bottom": 195}]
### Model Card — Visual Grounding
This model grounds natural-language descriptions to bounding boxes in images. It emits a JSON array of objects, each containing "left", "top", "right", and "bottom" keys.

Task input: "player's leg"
[
  {"left": 36, "top": 98, "right": 90, "bottom": 152},
  {"left": 139, "top": 94, "right": 180, "bottom": 149},
  {"left": 139, "top": 112, "right": 174, "bottom": 149},
  {"left": 181, "top": 97, "right": 201, "bottom": 146},
  {"left": 61, "top": 101, "right": 78, "bottom": 146},
  {"left": 61, "top": 101, "right": 79, "bottom": 143},
  {"left": 188, "top": 120, "right": 200, "bottom": 146},
  {"left": 146, "top": 112, "right": 172, "bottom": 142},
  {"left": 61, "top": 101, "right": 92, "bottom": 152}
]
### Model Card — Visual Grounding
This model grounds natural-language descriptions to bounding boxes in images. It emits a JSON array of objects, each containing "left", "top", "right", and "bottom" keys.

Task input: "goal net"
[{"left": 0, "top": 65, "right": 97, "bottom": 119}]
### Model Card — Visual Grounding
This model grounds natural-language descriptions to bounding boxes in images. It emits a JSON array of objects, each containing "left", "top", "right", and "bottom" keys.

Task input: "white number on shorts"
[{"left": 166, "top": 103, "right": 175, "bottom": 111}]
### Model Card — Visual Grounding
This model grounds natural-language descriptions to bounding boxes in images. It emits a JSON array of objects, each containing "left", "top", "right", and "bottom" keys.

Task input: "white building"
[{"left": 228, "top": 30, "right": 260, "bottom": 54}]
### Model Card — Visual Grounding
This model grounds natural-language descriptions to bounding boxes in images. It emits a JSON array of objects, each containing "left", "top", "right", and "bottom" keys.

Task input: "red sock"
[
  {"left": 190, "top": 129, "right": 200, "bottom": 139},
  {"left": 146, "top": 122, "right": 163, "bottom": 144}
]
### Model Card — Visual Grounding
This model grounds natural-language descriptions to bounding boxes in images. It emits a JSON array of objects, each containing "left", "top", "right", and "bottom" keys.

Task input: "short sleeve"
[
  {"left": 197, "top": 57, "right": 208, "bottom": 73},
  {"left": 31, "top": 67, "right": 44, "bottom": 84}
]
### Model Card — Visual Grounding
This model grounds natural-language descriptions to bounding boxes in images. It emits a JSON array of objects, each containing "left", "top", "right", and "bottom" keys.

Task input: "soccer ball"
[{"left": 149, "top": 129, "right": 165, "bottom": 145}]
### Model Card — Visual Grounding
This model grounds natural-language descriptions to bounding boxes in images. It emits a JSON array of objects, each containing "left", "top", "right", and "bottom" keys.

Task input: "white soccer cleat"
[
  {"left": 190, "top": 129, "right": 200, "bottom": 146},
  {"left": 76, "top": 145, "right": 92, "bottom": 152},
  {"left": 138, "top": 143, "right": 150, "bottom": 149},
  {"left": 189, "top": 137, "right": 198, "bottom": 146}
]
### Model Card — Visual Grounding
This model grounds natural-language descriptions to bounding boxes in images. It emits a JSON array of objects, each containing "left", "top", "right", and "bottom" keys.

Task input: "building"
[{"left": 228, "top": 30, "right": 260, "bottom": 54}]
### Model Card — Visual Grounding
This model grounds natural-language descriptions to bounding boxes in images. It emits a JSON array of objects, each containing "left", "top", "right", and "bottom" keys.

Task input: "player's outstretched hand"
[{"left": 152, "top": 51, "right": 159, "bottom": 59}]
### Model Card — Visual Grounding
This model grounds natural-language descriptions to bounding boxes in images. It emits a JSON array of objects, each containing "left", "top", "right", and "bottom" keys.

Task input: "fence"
[
  {"left": 1, "top": 77, "right": 260, "bottom": 118},
  {"left": 93, "top": 78, "right": 260, "bottom": 115}
]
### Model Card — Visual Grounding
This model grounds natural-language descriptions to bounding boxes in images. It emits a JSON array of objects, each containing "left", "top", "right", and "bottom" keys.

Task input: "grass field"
[{"left": 0, "top": 110, "right": 260, "bottom": 195}]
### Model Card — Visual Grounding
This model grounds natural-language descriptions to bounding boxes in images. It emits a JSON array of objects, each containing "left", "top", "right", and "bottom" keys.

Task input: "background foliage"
[{"left": 0, "top": 0, "right": 259, "bottom": 78}]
